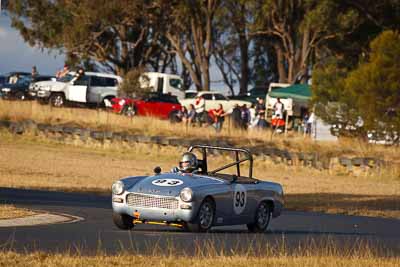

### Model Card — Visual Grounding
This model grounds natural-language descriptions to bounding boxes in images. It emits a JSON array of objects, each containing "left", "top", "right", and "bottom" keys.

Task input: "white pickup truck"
[
  {"left": 180, "top": 91, "right": 252, "bottom": 112},
  {"left": 34, "top": 72, "right": 122, "bottom": 107},
  {"left": 140, "top": 72, "right": 185, "bottom": 100}
]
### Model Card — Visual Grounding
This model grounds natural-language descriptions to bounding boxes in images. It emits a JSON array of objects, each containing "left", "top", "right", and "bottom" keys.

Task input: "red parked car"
[{"left": 111, "top": 94, "right": 182, "bottom": 120}]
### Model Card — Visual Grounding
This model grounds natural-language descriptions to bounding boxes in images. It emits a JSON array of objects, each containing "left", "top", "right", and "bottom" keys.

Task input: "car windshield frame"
[
  {"left": 169, "top": 78, "right": 184, "bottom": 91},
  {"left": 57, "top": 74, "right": 74, "bottom": 83}
]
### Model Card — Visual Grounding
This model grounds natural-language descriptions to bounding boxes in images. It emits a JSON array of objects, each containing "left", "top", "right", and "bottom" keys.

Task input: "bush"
[{"left": 119, "top": 68, "right": 152, "bottom": 98}]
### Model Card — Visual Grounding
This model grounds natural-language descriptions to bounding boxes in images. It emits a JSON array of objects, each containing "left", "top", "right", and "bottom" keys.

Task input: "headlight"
[
  {"left": 39, "top": 85, "right": 51, "bottom": 91},
  {"left": 112, "top": 181, "right": 125, "bottom": 195},
  {"left": 180, "top": 187, "right": 193, "bottom": 202},
  {"left": 1, "top": 88, "right": 11, "bottom": 92}
]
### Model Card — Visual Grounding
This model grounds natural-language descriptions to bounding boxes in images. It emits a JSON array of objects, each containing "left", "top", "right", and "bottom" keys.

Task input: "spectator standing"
[
  {"left": 255, "top": 97, "right": 266, "bottom": 117},
  {"left": 248, "top": 103, "right": 258, "bottom": 128},
  {"left": 302, "top": 112, "right": 310, "bottom": 135},
  {"left": 71, "top": 67, "right": 85, "bottom": 83},
  {"left": 306, "top": 112, "right": 315, "bottom": 136},
  {"left": 256, "top": 113, "right": 269, "bottom": 129},
  {"left": 9, "top": 73, "right": 19, "bottom": 84},
  {"left": 273, "top": 98, "right": 284, "bottom": 119},
  {"left": 211, "top": 104, "right": 225, "bottom": 132},
  {"left": 56, "top": 64, "right": 70, "bottom": 79},
  {"left": 228, "top": 104, "right": 242, "bottom": 129},
  {"left": 194, "top": 95, "right": 205, "bottom": 113},
  {"left": 241, "top": 104, "right": 250, "bottom": 129},
  {"left": 31, "top": 66, "right": 39, "bottom": 81}
]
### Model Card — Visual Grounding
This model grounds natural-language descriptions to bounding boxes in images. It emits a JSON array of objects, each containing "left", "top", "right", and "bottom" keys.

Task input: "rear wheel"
[
  {"left": 185, "top": 198, "right": 215, "bottom": 232},
  {"left": 15, "top": 91, "right": 26, "bottom": 100},
  {"left": 247, "top": 201, "right": 272, "bottom": 233},
  {"left": 121, "top": 104, "right": 136, "bottom": 117},
  {"left": 112, "top": 212, "right": 134, "bottom": 230},
  {"left": 102, "top": 96, "right": 114, "bottom": 109},
  {"left": 49, "top": 93, "right": 65, "bottom": 107},
  {"left": 168, "top": 110, "right": 180, "bottom": 123}
]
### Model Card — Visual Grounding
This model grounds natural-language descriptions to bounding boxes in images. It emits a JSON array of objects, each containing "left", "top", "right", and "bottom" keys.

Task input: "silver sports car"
[{"left": 112, "top": 145, "right": 284, "bottom": 232}]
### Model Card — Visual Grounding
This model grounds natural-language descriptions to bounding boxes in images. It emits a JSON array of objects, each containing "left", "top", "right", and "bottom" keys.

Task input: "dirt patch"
[{"left": 0, "top": 204, "right": 36, "bottom": 220}]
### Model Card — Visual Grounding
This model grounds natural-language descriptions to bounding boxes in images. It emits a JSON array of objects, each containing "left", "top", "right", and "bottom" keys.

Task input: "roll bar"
[{"left": 188, "top": 145, "right": 253, "bottom": 179}]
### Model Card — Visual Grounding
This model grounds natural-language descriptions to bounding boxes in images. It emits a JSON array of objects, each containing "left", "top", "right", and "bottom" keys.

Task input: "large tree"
[
  {"left": 252, "top": 0, "right": 366, "bottom": 83},
  {"left": 312, "top": 30, "right": 400, "bottom": 141},
  {"left": 214, "top": 0, "right": 252, "bottom": 95},
  {"left": 7, "top": 0, "right": 175, "bottom": 76},
  {"left": 159, "top": 0, "right": 220, "bottom": 91},
  {"left": 345, "top": 30, "right": 400, "bottom": 138}
]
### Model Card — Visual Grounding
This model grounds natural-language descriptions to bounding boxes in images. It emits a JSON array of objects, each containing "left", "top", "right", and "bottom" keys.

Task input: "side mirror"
[{"left": 154, "top": 166, "right": 162, "bottom": 175}]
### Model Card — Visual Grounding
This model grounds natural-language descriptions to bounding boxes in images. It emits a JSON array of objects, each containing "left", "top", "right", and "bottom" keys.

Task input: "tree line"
[{"left": 6, "top": 0, "right": 399, "bottom": 92}]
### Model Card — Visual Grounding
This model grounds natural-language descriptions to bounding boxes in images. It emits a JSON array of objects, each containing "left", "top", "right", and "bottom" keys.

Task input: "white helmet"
[{"left": 179, "top": 152, "right": 198, "bottom": 172}]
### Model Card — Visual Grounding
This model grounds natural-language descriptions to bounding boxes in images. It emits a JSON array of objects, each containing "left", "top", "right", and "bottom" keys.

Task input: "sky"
[{"left": 0, "top": 11, "right": 65, "bottom": 76}]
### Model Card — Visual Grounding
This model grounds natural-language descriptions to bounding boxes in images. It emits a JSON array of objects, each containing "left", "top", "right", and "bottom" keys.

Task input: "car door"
[
  {"left": 144, "top": 96, "right": 161, "bottom": 117},
  {"left": 86, "top": 76, "right": 103, "bottom": 103},
  {"left": 229, "top": 181, "right": 258, "bottom": 224},
  {"left": 67, "top": 75, "right": 89, "bottom": 102},
  {"left": 202, "top": 93, "right": 215, "bottom": 110},
  {"left": 213, "top": 93, "right": 229, "bottom": 111}
]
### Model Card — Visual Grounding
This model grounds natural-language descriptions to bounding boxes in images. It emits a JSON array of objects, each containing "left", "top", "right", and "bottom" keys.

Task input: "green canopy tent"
[{"left": 268, "top": 84, "right": 311, "bottom": 102}]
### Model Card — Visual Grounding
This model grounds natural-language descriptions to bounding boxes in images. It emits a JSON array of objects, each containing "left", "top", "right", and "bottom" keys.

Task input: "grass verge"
[
  {"left": 0, "top": 240, "right": 398, "bottom": 267},
  {"left": 1, "top": 100, "right": 399, "bottom": 163}
]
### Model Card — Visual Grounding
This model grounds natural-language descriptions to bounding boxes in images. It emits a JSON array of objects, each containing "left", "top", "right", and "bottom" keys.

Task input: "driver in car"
[{"left": 171, "top": 152, "right": 199, "bottom": 174}]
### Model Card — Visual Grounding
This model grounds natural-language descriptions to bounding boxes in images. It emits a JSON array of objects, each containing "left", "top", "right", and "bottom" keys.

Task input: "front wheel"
[
  {"left": 112, "top": 212, "right": 134, "bottom": 230},
  {"left": 49, "top": 93, "right": 65, "bottom": 107},
  {"left": 185, "top": 198, "right": 215, "bottom": 232},
  {"left": 15, "top": 91, "right": 26, "bottom": 101},
  {"left": 247, "top": 202, "right": 272, "bottom": 233}
]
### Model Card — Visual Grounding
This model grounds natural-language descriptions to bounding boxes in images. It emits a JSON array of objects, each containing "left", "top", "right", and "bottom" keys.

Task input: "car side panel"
[
  {"left": 191, "top": 184, "right": 234, "bottom": 226},
  {"left": 88, "top": 86, "right": 117, "bottom": 103}
]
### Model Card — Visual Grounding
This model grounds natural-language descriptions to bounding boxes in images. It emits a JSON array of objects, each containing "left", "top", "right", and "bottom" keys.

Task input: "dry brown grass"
[
  {"left": 0, "top": 131, "right": 399, "bottom": 219},
  {"left": 0, "top": 204, "right": 36, "bottom": 220},
  {"left": 0, "top": 253, "right": 397, "bottom": 267},
  {"left": 1, "top": 100, "right": 399, "bottom": 162}
]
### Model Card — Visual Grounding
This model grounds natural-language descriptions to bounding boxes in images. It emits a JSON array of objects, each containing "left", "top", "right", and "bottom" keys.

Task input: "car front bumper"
[
  {"left": 37, "top": 90, "right": 51, "bottom": 98},
  {"left": 112, "top": 192, "right": 197, "bottom": 222}
]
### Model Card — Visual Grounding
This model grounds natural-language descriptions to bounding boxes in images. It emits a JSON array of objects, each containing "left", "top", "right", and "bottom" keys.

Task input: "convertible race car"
[{"left": 112, "top": 145, "right": 284, "bottom": 232}]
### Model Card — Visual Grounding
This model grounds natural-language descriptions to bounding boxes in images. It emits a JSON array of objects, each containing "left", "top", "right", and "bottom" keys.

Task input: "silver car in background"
[{"left": 112, "top": 145, "right": 284, "bottom": 232}]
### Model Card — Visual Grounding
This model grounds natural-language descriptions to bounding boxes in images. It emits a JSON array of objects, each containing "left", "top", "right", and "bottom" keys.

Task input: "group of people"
[{"left": 174, "top": 96, "right": 287, "bottom": 133}]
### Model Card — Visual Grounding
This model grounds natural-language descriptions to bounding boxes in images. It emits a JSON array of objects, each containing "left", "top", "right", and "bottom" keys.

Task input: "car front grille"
[{"left": 126, "top": 193, "right": 179, "bottom": 210}]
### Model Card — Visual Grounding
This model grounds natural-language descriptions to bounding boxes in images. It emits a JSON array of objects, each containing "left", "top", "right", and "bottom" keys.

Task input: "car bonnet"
[{"left": 127, "top": 173, "right": 225, "bottom": 196}]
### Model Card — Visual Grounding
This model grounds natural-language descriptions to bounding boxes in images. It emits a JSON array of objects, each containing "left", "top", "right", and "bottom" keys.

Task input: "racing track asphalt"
[{"left": 0, "top": 187, "right": 399, "bottom": 256}]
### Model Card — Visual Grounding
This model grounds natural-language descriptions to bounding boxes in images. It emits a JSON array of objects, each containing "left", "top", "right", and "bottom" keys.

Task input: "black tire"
[
  {"left": 112, "top": 212, "right": 134, "bottom": 230},
  {"left": 49, "top": 93, "right": 65, "bottom": 107},
  {"left": 247, "top": 201, "right": 272, "bottom": 233},
  {"left": 37, "top": 98, "right": 48, "bottom": 105},
  {"left": 15, "top": 91, "right": 26, "bottom": 101},
  {"left": 168, "top": 110, "right": 180, "bottom": 123},
  {"left": 185, "top": 198, "right": 215, "bottom": 232}
]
